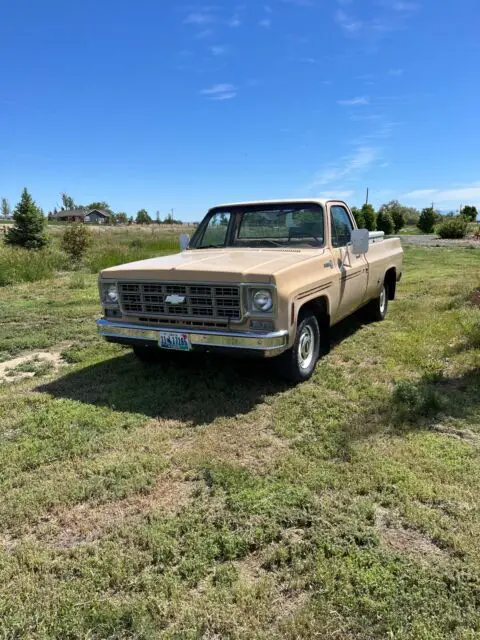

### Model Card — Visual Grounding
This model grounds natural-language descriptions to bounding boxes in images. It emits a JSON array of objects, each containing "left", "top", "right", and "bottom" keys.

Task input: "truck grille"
[{"left": 118, "top": 282, "right": 242, "bottom": 321}]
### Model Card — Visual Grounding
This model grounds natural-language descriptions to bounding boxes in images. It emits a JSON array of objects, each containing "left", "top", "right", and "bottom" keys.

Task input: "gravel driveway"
[{"left": 399, "top": 234, "right": 480, "bottom": 248}]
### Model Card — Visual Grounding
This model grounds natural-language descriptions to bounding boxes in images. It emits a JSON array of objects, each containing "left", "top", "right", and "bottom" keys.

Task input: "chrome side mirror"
[
  {"left": 179, "top": 233, "right": 190, "bottom": 250},
  {"left": 351, "top": 229, "right": 369, "bottom": 255}
]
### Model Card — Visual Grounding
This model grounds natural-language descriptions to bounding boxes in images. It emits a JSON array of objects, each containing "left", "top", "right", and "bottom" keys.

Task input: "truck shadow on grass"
[
  {"left": 38, "top": 350, "right": 288, "bottom": 425},
  {"left": 37, "top": 313, "right": 369, "bottom": 425}
]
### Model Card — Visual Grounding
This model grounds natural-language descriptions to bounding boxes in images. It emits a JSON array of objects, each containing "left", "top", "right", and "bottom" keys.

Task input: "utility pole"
[{"left": 365, "top": 188, "right": 369, "bottom": 205}]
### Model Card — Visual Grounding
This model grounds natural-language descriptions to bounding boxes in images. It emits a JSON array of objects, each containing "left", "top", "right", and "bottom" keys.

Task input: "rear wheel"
[
  {"left": 277, "top": 312, "right": 320, "bottom": 382},
  {"left": 133, "top": 345, "right": 162, "bottom": 363},
  {"left": 366, "top": 282, "right": 389, "bottom": 321}
]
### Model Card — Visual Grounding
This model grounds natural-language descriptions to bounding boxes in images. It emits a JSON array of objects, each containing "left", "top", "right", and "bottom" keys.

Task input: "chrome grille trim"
[{"left": 117, "top": 281, "right": 242, "bottom": 322}]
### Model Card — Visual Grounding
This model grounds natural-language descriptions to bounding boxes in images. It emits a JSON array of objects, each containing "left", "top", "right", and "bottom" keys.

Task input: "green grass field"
[{"left": 0, "top": 246, "right": 479, "bottom": 638}]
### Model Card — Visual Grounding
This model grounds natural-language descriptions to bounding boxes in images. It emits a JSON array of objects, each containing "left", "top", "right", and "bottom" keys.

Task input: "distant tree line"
[{"left": 351, "top": 201, "right": 478, "bottom": 237}]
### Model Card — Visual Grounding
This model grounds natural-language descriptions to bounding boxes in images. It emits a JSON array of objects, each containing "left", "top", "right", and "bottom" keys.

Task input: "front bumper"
[{"left": 96, "top": 319, "right": 289, "bottom": 358}]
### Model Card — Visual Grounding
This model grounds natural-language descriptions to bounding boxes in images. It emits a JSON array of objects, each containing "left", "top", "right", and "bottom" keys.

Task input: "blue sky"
[{"left": 1, "top": 0, "right": 479, "bottom": 220}]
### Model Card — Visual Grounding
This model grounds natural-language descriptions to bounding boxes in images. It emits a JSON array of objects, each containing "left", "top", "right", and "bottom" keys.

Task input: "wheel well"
[
  {"left": 385, "top": 267, "right": 397, "bottom": 300},
  {"left": 297, "top": 296, "right": 330, "bottom": 352}
]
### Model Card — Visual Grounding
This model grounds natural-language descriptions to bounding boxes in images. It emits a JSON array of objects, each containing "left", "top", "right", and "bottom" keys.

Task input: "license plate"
[{"left": 159, "top": 332, "right": 191, "bottom": 351}]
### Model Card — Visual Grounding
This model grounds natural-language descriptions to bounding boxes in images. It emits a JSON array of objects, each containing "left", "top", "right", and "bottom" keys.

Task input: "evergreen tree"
[
  {"left": 5, "top": 188, "right": 48, "bottom": 249},
  {"left": 417, "top": 207, "right": 436, "bottom": 234},
  {"left": 1, "top": 197, "right": 11, "bottom": 218}
]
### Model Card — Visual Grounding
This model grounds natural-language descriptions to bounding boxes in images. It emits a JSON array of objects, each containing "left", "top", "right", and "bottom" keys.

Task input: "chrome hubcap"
[
  {"left": 298, "top": 325, "right": 315, "bottom": 370},
  {"left": 379, "top": 286, "right": 386, "bottom": 314}
]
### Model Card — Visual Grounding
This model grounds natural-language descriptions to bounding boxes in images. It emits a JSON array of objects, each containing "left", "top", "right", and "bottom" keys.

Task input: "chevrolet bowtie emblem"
[{"left": 165, "top": 294, "right": 186, "bottom": 305}]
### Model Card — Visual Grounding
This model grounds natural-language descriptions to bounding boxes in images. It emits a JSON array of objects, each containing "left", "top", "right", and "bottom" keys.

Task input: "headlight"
[
  {"left": 102, "top": 283, "right": 119, "bottom": 305},
  {"left": 252, "top": 289, "right": 273, "bottom": 312}
]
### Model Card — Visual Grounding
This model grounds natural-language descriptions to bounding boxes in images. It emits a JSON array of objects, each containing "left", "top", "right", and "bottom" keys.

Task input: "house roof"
[{"left": 52, "top": 208, "right": 111, "bottom": 219}]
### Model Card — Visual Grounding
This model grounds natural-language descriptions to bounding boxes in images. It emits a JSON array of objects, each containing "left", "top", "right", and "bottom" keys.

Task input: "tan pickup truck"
[{"left": 97, "top": 199, "right": 403, "bottom": 381}]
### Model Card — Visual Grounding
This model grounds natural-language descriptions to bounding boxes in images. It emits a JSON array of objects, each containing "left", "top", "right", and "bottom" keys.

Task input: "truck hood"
[{"left": 101, "top": 248, "right": 324, "bottom": 283}]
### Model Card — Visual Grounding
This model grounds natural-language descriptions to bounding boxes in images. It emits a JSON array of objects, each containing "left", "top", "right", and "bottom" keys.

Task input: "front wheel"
[{"left": 277, "top": 312, "right": 320, "bottom": 382}]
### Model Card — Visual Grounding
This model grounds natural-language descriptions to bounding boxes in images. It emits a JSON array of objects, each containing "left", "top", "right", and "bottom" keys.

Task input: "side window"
[
  {"left": 199, "top": 212, "right": 231, "bottom": 247},
  {"left": 330, "top": 206, "right": 354, "bottom": 248}
]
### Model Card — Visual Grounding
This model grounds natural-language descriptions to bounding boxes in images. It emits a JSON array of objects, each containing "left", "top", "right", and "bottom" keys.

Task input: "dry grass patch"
[
  {"left": 177, "top": 405, "right": 289, "bottom": 472},
  {"left": 7, "top": 473, "right": 195, "bottom": 549},
  {"left": 375, "top": 507, "right": 447, "bottom": 560}
]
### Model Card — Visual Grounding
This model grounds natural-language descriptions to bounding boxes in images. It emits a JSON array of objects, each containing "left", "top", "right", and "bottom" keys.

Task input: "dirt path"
[{"left": 0, "top": 348, "right": 67, "bottom": 383}]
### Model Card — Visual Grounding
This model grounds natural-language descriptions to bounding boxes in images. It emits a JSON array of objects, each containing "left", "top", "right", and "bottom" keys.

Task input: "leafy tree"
[
  {"left": 461, "top": 205, "right": 478, "bottom": 222},
  {"left": 404, "top": 207, "right": 420, "bottom": 226},
  {"left": 61, "top": 193, "right": 76, "bottom": 211},
  {"left": 351, "top": 206, "right": 365, "bottom": 229},
  {"left": 1, "top": 197, "right": 11, "bottom": 218},
  {"left": 116, "top": 212, "right": 128, "bottom": 224},
  {"left": 378, "top": 200, "right": 406, "bottom": 233},
  {"left": 376, "top": 209, "right": 394, "bottom": 235},
  {"left": 61, "top": 223, "right": 92, "bottom": 261},
  {"left": 136, "top": 209, "right": 152, "bottom": 225},
  {"left": 5, "top": 188, "right": 48, "bottom": 249},
  {"left": 417, "top": 207, "right": 437, "bottom": 233},
  {"left": 361, "top": 203, "right": 376, "bottom": 231},
  {"left": 436, "top": 216, "right": 468, "bottom": 239}
]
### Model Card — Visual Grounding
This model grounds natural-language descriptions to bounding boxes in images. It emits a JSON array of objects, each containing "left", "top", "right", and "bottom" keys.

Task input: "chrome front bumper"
[{"left": 97, "top": 319, "right": 289, "bottom": 357}]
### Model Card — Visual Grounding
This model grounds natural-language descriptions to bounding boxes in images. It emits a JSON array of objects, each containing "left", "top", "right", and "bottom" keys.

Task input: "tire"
[
  {"left": 132, "top": 345, "right": 162, "bottom": 363},
  {"left": 277, "top": 312, "right": 320, "bottom": 382},
  {"left": 366, "top": 282, "right": 389, "bottom": 322}
]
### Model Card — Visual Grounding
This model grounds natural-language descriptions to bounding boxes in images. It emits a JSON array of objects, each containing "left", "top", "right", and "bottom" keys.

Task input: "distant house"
[{"left": 50, "top": 208, "right": 112, "bottom": 224}]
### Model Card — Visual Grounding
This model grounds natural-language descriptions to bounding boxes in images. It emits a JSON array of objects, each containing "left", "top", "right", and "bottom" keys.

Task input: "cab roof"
[{"left": 210, "top": 198, "right": 346, "bottom": 210}]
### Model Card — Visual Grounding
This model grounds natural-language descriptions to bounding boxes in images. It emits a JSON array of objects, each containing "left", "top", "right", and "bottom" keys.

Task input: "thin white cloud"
[
  {"left": 388, "top": 68, "right": 404, "bottom": 76},
  {"left": 393, "top": 1, "right": 421, "bottom": 11},
  {"left": 200, "top": 84, "right": 238, "bottom": 100},
  {"left": 264, "top": 4, "right": 273, "bottom": 12},
  {"left": 201, "top": 83, "right": 237, "bottom": 95},
  {"left": 184, "top": 11, "right": 215, "bottom": 25},
  {"left": 210, "top": 92, "right": 237, "bottom": 100},
  {"left": 338, "top": 96, "right": 370, "bottom": 106},
  {"left": 280, "top": 0, "right": 312, "bottom": 6},
  {"left": 335, "top": 9, "right": 363, "bottom": 32},
  {"left": 403, "top": 184, "right": 480, "bottom": 207},
  {"left": 259, "top": 18, "right": 272, "bottom": 27},
  {"left": 195, "top": 28, "right": 214, "bottom": 38},
  {"left": 210, "top": 45, "right": 227, "bottom": 56},
  {"left": 228, "top": 13, "right": 242, "bottom": 27},
  {"left": 309, "top": 146, "right": 380, "bottom": 189}
]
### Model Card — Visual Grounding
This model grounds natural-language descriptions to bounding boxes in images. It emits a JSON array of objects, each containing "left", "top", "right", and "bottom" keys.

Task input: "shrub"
[
  {"left": 392, "top": 379, "right": 443, "bottom": 422},
  {"left": 5, "top": 188, "right": 48, "bottom": 249},
  {"left": 361, "top": 204, "right": 376, "bottom": 231},
  {"left": 417, "top": 207, "right": 437, "bottom": 234},
  {"left": 376, "top": 210, "right": 394, "bottom": 235},
  {"left": 436, "top": 216, "right": 468, "bottom": 239},
  {"left": 378, "top": 201, "right": 407, "bottom": 233},
  {"left": 61, "top": 223, "right": 92, "bottom": 261}
]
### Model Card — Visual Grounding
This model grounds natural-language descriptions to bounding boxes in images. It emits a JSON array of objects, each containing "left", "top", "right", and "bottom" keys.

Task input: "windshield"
[{"left": 190, "top": 203, "right": 325, "bottom": 249}]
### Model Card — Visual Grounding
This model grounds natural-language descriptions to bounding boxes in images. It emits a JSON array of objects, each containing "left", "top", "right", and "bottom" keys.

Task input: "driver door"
[{"left": 329, "top": 203, "right": 368, "bottom": 321}]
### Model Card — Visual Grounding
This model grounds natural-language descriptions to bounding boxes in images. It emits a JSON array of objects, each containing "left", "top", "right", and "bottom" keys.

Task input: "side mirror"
[
  {"left": 351, "top": 229, "right": 369, "bottom": 255},
  {"left": 179, "top": 233, "right": 190, "bottom": 250}
]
